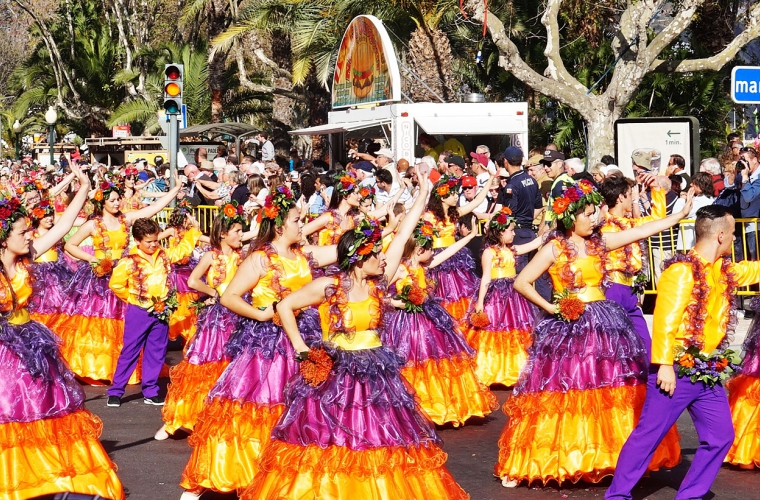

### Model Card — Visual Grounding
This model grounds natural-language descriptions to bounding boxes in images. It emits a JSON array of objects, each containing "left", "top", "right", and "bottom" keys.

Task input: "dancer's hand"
[{"left": 657, "top": 364, "right": 676, "bottom": 396}]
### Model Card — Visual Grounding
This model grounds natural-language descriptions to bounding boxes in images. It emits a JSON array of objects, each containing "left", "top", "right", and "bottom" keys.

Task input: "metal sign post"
[{"left": 168, "top": 113, "right": 179, "bottom": 191}]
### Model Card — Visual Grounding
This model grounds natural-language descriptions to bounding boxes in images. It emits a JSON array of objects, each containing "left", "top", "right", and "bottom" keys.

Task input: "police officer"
[{"left": 496, "top": 146, "right": 551, "bottom": 301}]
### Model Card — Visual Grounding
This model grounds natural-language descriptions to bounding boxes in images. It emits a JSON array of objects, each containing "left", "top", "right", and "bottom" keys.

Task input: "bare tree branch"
[
  {"left": 643, "top": 0, "right": 702, "bottom": 66},
  {"left": 542, "top": 0, "right": 586, "bottom": 91}
]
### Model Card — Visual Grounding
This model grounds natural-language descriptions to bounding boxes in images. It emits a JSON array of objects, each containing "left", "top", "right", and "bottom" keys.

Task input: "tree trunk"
[
  {"left": 207, "top": 0, "right": 229, "bottom": 123},
  {"left": 584, "top": 109, "right": 617, "bottom": 166}
]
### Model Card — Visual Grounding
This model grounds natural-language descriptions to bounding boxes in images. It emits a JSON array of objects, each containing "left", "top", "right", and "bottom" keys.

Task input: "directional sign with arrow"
[
  {"left": 667, "top": 130, "right": 681, "bottom": 137},
  {"left": 615, "top": 117, "right": 700, "bottom": 178}
]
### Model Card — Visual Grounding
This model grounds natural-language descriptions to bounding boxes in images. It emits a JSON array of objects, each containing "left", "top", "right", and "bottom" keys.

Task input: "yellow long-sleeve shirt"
[
  {"left": 109, "top": 227, "right": 201, "bottom": 308},
  {"left": 652, "top": 250, "right": 760, "bottom": 364}
]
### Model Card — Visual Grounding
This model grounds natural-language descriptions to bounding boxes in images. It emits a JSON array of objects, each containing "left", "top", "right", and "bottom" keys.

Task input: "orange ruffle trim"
[
  {"left": 169, "top": 291, "right": 198, "bottom": 342},
  {"left": 726, "top": 374, "right": 760, "bottom": 466},
  {"left": 463, "top": 326, "right": 531, "bottom": 387},
  {"left": 401, "top": 353, "right": 499, "bottom": 427},
  {"left": 181, "top": 398, "right": 284, "bottom": 493},
  {"left": 0, "top": 410, "right": 124, "bottom": 500},
  {"left": 496, "top": 385, "right": 681, "bottom": 485},
  {"left": 440, "top": 297, "right": 471, "bottom": 323},
  {"left": 29, "top": 312, "right": 57, "bottom": 331},
  {"left": 162, "top": 360, "right": 229, "bottom": 434},
  {"left": 240, "top": 441, "right": 469, "bottom": 500}
]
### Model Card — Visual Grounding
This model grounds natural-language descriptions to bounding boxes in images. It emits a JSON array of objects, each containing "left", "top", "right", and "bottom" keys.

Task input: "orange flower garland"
[{"left": 469, "top": 311, "right": 491, "bottom": 328}]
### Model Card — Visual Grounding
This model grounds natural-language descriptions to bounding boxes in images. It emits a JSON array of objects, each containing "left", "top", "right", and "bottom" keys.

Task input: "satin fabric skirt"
[
  {"left": 727, "top": 314, "right": 760, "bottom": 466},
  {"left": 428, "top": 247, "right": 478, "bottom": 323},
  {"left": 168, "top": 259, "right": 200, "bottom": 342}
]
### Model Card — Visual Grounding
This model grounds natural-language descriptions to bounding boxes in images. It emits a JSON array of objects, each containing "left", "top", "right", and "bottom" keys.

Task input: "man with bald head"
[{"left": 607, "top": 205, "right": 760, "bottom": 500}]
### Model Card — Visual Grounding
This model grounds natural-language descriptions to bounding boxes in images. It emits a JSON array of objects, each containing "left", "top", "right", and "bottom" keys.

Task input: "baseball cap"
[
  {"left": 461, "top": 175, "right": 477, "bottom": 188},
  {"left": 200, "top": 160, "right": 214, "bottom": 171},
  {"left": 498, "top": 167, "right": 510, "bottom": 178},
  {"left": 539, "top": 150, "right": 566, "bottom": 165},
  {"left": 224, "top": 165, "right": 238, "bottom": 174},
  {"left": 447, "top": 155, "right": 465, "bottom": 168},
  {"left": 502, "top": 146, "right": 524, "bottom": 164},
  {"left": 631, "top": 151, "right": 653, "bottom": 171},
  {"left": 470, "top": 152, "right": 489, "bottom": 167},
  {"left": 526, "top": 154, "right": 544, "bottom": 168},
  {"left": 600, "top": 165, "right": 623, "bottom": 177},
  {"left": 375, "top": 148, "right": 393, "bottom": 159},
  {"left": 353, "top": 160, "right": 374, "bottom": 173}
]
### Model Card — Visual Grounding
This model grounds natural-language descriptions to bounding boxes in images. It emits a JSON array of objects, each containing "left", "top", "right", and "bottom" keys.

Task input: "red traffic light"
[{"left": 165, "top": 66, "right": 181, "bottom": 80}]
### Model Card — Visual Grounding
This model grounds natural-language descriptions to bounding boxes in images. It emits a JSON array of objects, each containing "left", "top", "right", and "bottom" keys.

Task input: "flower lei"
[
  {"left": 325, "top": 273, "right": 387, "bottom": 341},
  {"left": 358, "top": 185, "right": 375, "bottom": 203},
  {"left": 91, "top": 215, "right": 130, "bottom": 276},
  {"left": 664, "top": 251, "right": 741, "bottom": 387},
  {"left": 220, "top": 200, "right": 246, "bottom": 226},
  {"left": 433, "top": 174, "right": 460, "bottom": 200},
  {"left": 334, "top": 171, "right": 358, "bottom": 197},
  {"left": 548, "top": 179, "right": 603, "bottom": 229},
  {"left": 29, "top": 198, "right": 55, "bottom": 223},
  {"left": 489, "top": 206, "right": 515, "bottom": 231},
  {"left": 209, "top": 247, "right": 243, "bottom": 290},
  {"left": 413, "top": 219, "right": 438, "bottom": 249},
  {"left": 0, "top": 197, "right": 27, "bottom": 241},
  {"left": 603, "top": 214, "right": 650, "bottom": 289},
  {"left": 262, "top": 185, "right": 295, "bottom": 227},
  {"left": 340, "top": 217, "right": 383, "bottom": 270},
  {"left": 127, "top": 249, "right": 175, "bottom": 320}
]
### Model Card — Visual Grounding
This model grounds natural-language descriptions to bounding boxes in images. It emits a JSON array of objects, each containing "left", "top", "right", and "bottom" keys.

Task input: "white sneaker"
[
  {"left": 179, "top": 490, "right": 203, "bottom": 500},
  {"left": 154, "top": 425, "right": 170, "bottom": 441},
  {"left": 501, "top": 477, "right": 518, "bottom": 488}
]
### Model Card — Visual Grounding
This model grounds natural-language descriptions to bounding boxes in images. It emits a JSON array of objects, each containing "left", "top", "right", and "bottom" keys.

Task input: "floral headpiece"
[
  {"left": 335, "top": 171, "right": 358, "bottom": 197},
  {"left": 16, "top": 177, "right": 44, "bottom": 195},
  {"left": 92, "top": 180, "right": 124, "bottom": 208},
  {"left": 0, "top": 197, "right": 27, "bottom": 241},
  {"left": 548, "top": 179, "right": 604, "bottom": 229},
  {"left": 489, "top": 206, "right": 515, "bottom": 231},
  {"left": 123, "top": 166, "right": 139, "bottom": 177},
  {"left": 358, "top": 185, "right": 375, "bottom": 203},
  {"left": 29, "top": 198, "right": 55, "bottom": 222},
  {"left": 340, "top": 218, "right": 383, "bottom": 270},
  {"left": 173, "top": 199, "right": 193, "bottom": 217},
  {"left": 220, "top": 200, "right": 246, "bottom": 226},
  {"left": 413, "top": 219, "right": 438, "bottom": 249},
  {"left": 433, "top": 175, "right": 460, "bottom": 200},
  {"left": 262, "top": 185, "right": 295, "bottom": 227}
]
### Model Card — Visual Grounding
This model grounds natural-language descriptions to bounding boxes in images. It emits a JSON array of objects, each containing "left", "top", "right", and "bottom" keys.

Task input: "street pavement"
[{"left": 83, "top": 315, "right": 760, "bottom": 499}]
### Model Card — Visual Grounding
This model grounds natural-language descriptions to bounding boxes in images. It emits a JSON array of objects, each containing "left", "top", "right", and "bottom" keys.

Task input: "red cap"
[
  {"left": 428, "top": 168, "right": 441, "bottom": 183},
  {"left": 470, "top": 152, "right": 489, "bottom": 167},
  {"left": 461, "top": 175, "right": 477, "bottom": 188}
]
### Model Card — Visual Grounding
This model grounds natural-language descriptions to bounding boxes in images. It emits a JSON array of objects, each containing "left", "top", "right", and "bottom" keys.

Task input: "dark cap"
[
  {"left": 539, "top": 150, "right": 565, "bottom": 165},
  {"left": 353, "top": 160, "right": 374, "bottom": 173},
  {"left": 502, "top": 146, "right": 524, "bottom": 165},
  {"left": 447, "top": 155, "right": 465, "bottom": 168}
]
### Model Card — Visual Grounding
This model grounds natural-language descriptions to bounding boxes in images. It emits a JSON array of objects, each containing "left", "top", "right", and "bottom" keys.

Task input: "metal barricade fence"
[
  {"left": 645, "top": 218, "right": 760, "bottom": 295},
  {"left": 154, "top": 205, "right": 219, "bottom": 235}
]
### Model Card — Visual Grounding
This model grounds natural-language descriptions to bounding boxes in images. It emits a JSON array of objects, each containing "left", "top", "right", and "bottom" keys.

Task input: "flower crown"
[
  {"left": 29, "top": 198, "right": 55, "bottom": 221},
  {"left": 413, "top": 220, "right": 438, "bottom": 249},
  {"left": 92, "top": 181, "right": 124, "bottom": 205},
  {"left": 358, "top": 185, "right": 375, "bottom": 203},
  {"left": 335, "top": 171, "right": 358, "bottom": 197},
  {"left": 548, "top": 179, "right": 604, "bottom": 229},
  {"left": 16, "top": 177, "right": 44, "bottom": 195},
  {"left": 220, "top": 200, "right": 246, "bottom": 226},
  {"left": 173, "top": 199, "right": 193, "bottom": 217},
  {"left": 123, "top": 166, "right": 139, "bottom": 177},
  {"left": 341, "top": 218, "right": 383, "bottom": 270},
  {"left": 489, "top": 206, "right": 515, "bottom": 231},
  {"left": 0, "top": 197, "right": 27, "bottom": 241},
  {"left": 433, "top": 175, "right": 460, "bottom": 200},
  {"left": 262, "top": 185, "right": 295, "bottom": 227}
]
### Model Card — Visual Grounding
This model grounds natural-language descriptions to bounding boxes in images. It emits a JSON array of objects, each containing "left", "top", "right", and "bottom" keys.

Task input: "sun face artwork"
[{"left": 332, "top": 15, "right": 401, "bottom": 109}]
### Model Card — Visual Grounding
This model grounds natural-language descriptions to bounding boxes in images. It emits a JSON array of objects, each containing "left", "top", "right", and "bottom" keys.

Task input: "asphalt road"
[{"left": 84, "top": 350, "right": 760, "bottom": 500}]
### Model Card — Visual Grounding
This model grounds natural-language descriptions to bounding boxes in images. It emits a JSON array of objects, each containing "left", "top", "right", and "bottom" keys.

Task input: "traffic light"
[{"left": 163, "top": 64, "right": 183, "bottom": 115}]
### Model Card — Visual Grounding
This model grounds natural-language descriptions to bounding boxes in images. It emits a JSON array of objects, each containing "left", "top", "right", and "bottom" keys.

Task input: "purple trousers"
[
  {"left": 107, "top": 303, "right": 168, "bottom": 398},
  {"left": 606, "top": 282, "right": 651, "bottom": 355},
  {"left": 605, "top": 369, "right": 734, "bottom": 499}
]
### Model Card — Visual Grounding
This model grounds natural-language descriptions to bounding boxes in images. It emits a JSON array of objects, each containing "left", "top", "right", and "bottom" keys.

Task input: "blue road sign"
[{"left": 732, "top": 66, "right": 760, "bottom": 104}]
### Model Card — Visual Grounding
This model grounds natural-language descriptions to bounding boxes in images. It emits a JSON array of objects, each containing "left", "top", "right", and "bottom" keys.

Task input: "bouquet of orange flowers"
[
  {"left": 554, "top": 289, "right": 585, "bottom": 322},
  {"left": 469, "top": 311, "right": 491, "bottom": 328},
  {"left": 91, "top": 255, "right": 114, "bottom": 277},
  {"left": 394, "top": 282, "right": 426, "bottom": 313},
  {"left": 675, "top": 345, "right": 741, "bottom": 388},
  {"left": 297, "top": 347, "right": 334, "bottom": 387},
  {"left": 148, "top": 290, "right": 179, "bottom": 322}
]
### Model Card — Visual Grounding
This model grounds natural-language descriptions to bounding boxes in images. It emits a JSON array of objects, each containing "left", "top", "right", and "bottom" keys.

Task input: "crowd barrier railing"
[
  {"left": 645, "top": 218, "right": 759, "bottom": 295},
  {"left": 155, "top": 205, "right": 219, "bottom": 235}
]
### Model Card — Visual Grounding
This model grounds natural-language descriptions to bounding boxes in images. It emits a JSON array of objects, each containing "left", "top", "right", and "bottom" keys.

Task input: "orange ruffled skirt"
[
  {"left": 401, "top": 353, "right": 499, "bottom": 427},
  {"left": 0, "top": 410, "right": 124, "bottom": 500},
  {"left": 162, "top": 360, "right": 229, "bottom": 435},
  {"left": 726, "top": 374, "right": 760, "bottom": 466},
  {"left": 464, "top": 326, "right": 531, "bottom": 387},
  {"left": 169, "top": 292, "right": 198, "bottom": 342},
  {"left": 241, "top": 441, "right": 469, "bottom": 500},
  {"left": 180, "top": 399, "right": 283, "bottom": 493},
  {"left": 496, "top": 385, "right": 681, "bottom": 485}
]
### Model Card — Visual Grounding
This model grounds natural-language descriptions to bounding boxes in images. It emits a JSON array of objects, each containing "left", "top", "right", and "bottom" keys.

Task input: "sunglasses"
[
  {"left": 740, "top": 147, "right": 757, "bottom": 154},
  {"left": 462, "top": 186, "right": 475, "bottom": 190}
]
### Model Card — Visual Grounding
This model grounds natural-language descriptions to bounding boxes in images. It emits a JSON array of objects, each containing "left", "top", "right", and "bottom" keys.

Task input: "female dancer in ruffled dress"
[
  {"left": 383, "top": 218, "right": 498, "bottom": 426},
  {"left": 463, "top": 207, "right": 541, "bottom": 387},
  {"left": 0, "top": 166, "right": 124, "bottom": 500},
  {"left": 26, "top": 198, "right": 73, "bottom": 328},
  {"left": 241, "top": 168, "right": 468, "bottom": 500},
  {"left": 424, "top": 174, "right": 491, "bottom": 323},
  {"left": 302, "top": 171, "right": 360, "bottom": 246},
  {"left": 498, "top": 180, "right": 687, "bottom": 487},
  {"left": 726, "top": 305, "right": 760, "bottom": 468},
  {"left": 119, "top": 165, "right": 145, "bottom": 213},
  {"left": 157, "top": 202, "right": 245, "bottom": 440},
  {"left": 51, "top": 177, "right": 182, "bottom": 383},
  {"left": 179, "top": 187, "right": 337, "bottom": 499}
]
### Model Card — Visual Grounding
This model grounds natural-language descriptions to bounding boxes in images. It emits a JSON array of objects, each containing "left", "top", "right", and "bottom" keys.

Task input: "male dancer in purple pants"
[{"left": 607, "top": 205, "right": 760, "bottom": 499}]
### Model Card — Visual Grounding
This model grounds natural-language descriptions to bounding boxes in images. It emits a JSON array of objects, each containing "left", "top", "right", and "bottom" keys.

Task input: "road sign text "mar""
[{"left": 732, "top": 66, "right": 760, "bottom": 104}]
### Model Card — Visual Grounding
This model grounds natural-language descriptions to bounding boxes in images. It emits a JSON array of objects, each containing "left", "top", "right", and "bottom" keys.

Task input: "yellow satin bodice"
[
  {"left": 318, "top": 296, "right": 381, "bottom": 351},
  {"left": 10, "top": 263, "right": 32, "bottom": 310},
  {"left": 250, "top": 252, "right": 312, "bottom": 309},
  {"left": 34, "top": 232, "right": 59, "bottom": 263},
  {"left": 548, "top": 240, "right": 605, "bottom": 302},
  {"left": 0, "top": 262, "right": 33, "bottom": 323},
  {"left": 207, "top": 252, "right": 242, "bottom": 296},
  {"left": 424, "top": 212, "right": 456, "bottom": 248},
  {"left": 319, "top": 211, "right": 355, "bottom": 246},
  {"left": 490, "top": 246, "right": 516, "bottom": 279},
  {"left": 395, "top": 263, "right": 428, "bottom": 292},
  {"left": 93, "top": 228, "right": 128, "bottom": 261}
]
